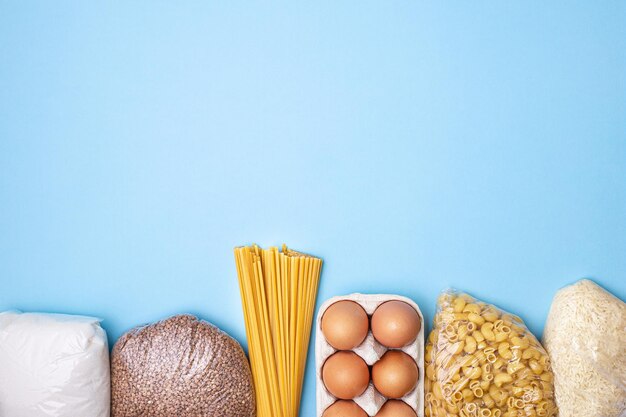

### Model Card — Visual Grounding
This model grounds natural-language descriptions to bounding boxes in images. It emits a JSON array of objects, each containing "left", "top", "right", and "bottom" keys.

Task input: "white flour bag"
[{"left": 0, "top": 311, "right": 110, "bottom": 417}]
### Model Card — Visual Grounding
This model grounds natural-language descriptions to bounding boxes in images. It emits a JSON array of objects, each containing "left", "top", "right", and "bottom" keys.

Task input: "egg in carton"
[{"left": 316, "top": 294, "right": 425, "bottom": 417}]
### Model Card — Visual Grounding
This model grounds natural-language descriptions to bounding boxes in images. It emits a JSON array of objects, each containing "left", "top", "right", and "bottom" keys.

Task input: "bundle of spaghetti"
[{"left": 234, "top": 244, "right": 322, "bottom": 417}]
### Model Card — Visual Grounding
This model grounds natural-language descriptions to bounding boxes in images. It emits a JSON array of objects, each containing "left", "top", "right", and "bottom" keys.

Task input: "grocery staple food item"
[
  {"left": 372, "top": 350, "right": 419, "bottom": 398},
  {"left": 317, "top": 294, "right": 424, "bottom": 417},
  {"left": 322, "top": 400, "right": 368, "bottom": 417},
  {"left": 543, "top": 279, "right": 626, "bottom": 417},
  {"left": 323, "top": 351, "right": 371, "bottom": 399},
  {"left": 0, "top": 311, "right": 110, "bottom": 417},
  {"left": 110, "top": 314, "right": 254, "bottom": 417},
  {"left": 372, "top": 300, "right": 422, "bottom": 348},
  {"left": 425, "top": 290, "right": 557, "bottom": 417},
  {"left": 235, "top": 244, "right": 322, "bottom": 417},
  {"left": 376, "top": 400, "right": 418, "bottom": 417},
  {"left": 322, "top": 300, "right": 369, "bottom": 350}
]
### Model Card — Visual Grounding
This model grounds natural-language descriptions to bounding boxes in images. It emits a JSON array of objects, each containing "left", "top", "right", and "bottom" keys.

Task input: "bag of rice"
[
  {"left": 424, "top": 290, "right": 557, "bottom": 417},
  {"left": 543, "top": 279, "right": 626, "bottom": 417},
  {"left": 111, "top": 314, "right": 255, "bottom": 417},
  {"left": 0, "top": 311, "right": 110, "bottom": 417}
]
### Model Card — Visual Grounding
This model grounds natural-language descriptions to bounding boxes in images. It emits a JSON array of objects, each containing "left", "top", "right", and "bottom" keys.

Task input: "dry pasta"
[
  {"left": 425, "top": 290, "right": 557, "bottom": 417},
  {"left": 235, "top": 244, "right": 322, "bottom": 417},
  {"left": 542, "top": 279, "right": 626, "bottom": 417}
]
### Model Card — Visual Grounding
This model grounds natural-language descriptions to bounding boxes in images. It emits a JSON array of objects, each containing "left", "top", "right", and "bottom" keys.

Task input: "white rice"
[{"left": 543, "top": 279, "right": 626, "bottom": 417}]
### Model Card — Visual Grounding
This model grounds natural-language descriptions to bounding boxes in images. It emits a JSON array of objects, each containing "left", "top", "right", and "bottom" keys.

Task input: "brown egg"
[
  {"left": 371, "top": 301, "right": 421, "bottom": 348},
  {"left": 372, "top": 350, "right": 418, "bottom": 398},
  {"left": 322, "top": 300, "right": 369, "bottom": 350},
  {"left": 322, "top": 400, "right": 368, "bottom": 417},
  {"left": 322, "top": 351, "right": 370, "bottom": 399},
  {"left": 375, "top": 400, "right": 417, "bottom": 417}
]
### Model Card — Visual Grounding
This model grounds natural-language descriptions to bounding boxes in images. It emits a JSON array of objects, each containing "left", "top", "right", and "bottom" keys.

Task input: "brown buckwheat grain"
[{"left": 111, "top": 314, "right": 255, "bottom": 417}]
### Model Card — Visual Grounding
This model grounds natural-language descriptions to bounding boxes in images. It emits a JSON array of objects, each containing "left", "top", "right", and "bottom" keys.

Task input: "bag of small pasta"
[{"left": 425, "top": 290, "right": 557, "bottom": 417}]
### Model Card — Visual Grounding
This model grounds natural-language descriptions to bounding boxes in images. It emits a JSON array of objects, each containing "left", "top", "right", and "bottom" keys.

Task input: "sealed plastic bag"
[
  {"left": 424, "top": 291, "right": 557, "bottom": 417},
  {"left": 111, "top": 314, "right": 255, "bottom": 417},
  {"left": 0, "top": 311, "right": 110, "bottom": 417},
  {"left": 543, "top": 279, "right": 626, "bottom": 417}
]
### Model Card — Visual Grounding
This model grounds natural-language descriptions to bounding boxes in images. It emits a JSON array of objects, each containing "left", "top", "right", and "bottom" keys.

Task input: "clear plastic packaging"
[
  {"left": 0, "top": 311, "right": 110, "bottom": 417},
  {"left": 543, "top": 279, "right": 626, "bottom": 417},
  {"left": 110, "top": 314, "right": 255, "bottom": 417},
  {"left": 424, "top": 290, "right": 557, "bottom": 417}
]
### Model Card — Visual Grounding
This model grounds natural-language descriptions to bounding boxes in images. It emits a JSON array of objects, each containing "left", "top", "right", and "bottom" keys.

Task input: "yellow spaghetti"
[{"left": 235, "top": 244, "right": 322, "bottom": 417}]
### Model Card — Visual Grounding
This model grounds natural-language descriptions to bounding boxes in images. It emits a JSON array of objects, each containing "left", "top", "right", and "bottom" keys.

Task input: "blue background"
[{"left": 1, "top": 2, "right": 625, "bottom": 415}]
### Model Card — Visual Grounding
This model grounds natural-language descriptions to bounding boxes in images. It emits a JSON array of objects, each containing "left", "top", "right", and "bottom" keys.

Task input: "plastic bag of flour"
[
  {"left": 543, "top": 279, "right": 626, "bottom": 417},
  {"left": 0, "top": 311, "right": 110, "bottom": 417}
]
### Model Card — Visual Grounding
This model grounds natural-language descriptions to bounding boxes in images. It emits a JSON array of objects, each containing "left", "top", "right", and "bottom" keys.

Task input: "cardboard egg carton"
[{"left": 316, "top": 294, "right": 424, "bottom": 417}]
